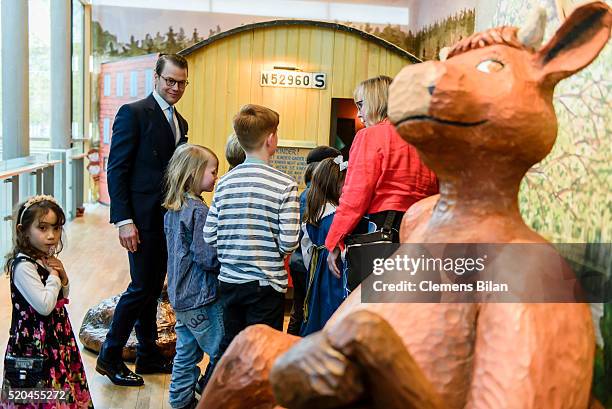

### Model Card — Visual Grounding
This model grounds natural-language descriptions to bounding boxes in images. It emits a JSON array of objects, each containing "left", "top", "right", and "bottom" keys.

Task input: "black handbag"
[
  {"left": 3, "top": 353, "right": 46, "bottom": 389},
  {"left": 344, "top": 211, "right": 400, "bottom": 291}
]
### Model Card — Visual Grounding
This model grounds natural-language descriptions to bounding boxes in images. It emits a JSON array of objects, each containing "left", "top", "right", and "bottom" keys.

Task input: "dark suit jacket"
[{"left": 107, "top": 93, "right": 188, "bottom": 232}]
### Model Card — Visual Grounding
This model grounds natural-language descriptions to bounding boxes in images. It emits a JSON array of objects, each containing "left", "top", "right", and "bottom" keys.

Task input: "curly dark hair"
[{"left": 4, "top": 198, "right": 66, "bottom": 275}]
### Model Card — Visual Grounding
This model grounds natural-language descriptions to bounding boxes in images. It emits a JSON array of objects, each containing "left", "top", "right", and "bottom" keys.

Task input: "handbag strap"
[{"left": 381, "top": 210, "right": 397, "bottom": 234}]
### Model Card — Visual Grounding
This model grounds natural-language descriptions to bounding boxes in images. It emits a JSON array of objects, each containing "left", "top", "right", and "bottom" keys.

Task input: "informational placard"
[
  {"left": 270, "top": 146, "right": 313, "bottom": 191},
  {"left": 260, "top": 70, "right": 326, "bottom": 89}
]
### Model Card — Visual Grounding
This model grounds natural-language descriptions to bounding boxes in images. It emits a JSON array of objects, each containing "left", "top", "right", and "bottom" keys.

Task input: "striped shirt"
[{"left": 203, "top": 160, "right": 300, "bottom": 292}]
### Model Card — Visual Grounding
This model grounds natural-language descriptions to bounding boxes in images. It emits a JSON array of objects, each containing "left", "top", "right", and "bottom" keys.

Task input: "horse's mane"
[{"left": 447, "top": 26, "right": 529, "bottom": 59}]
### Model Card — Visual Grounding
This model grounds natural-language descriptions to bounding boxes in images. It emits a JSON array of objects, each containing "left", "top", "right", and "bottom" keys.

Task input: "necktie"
[{"left": 167, "top": 106, "right": 177, "bottom": 142}]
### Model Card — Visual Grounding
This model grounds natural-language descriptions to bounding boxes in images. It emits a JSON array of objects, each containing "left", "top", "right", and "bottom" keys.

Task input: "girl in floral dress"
[{"left": 1, "top": 196, "right": 93, "bottom": 408}]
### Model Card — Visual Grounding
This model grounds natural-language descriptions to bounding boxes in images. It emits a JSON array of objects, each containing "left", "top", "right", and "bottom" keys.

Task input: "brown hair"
[
  {"left": 4, "top": 198, "right": 66, "bottom": 274},
  {"left": 155, "top": 53, "right": 188, "bottom": 75},
  {"left": 354, "top": 75, "right": 393, "bottom": 126},
  {"left": 232, "top": 104, "right": 279, "bottom": 152},
  {"left": 225, "top": 133, "right": 246, "bottom": 170},
  {"left": 303, "top": 158, "right": 346, "bottom": 225},
  {"left": 163, "top": 144, "right": 218, "bottom": 211},
  {"left": 303, "top": 162, "right": 318, "bottom": 185},
  {"left": 304, "top": 145, "right": 341, "bottom": 184}
]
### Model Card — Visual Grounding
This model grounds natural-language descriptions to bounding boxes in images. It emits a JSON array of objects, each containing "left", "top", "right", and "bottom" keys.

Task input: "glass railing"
[{"left": 0, "top": 148, "right": 85, "bottom": 262}]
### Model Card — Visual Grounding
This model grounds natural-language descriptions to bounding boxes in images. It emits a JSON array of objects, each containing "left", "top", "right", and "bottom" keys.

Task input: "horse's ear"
[{"left": 536, "top": 1, "right": 611, "bottom": 85}]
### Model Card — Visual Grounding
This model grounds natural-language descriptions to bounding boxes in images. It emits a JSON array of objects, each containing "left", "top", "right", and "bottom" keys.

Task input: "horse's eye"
[{"left": 476, "top": 59, "right": 504, "bottom": 73}]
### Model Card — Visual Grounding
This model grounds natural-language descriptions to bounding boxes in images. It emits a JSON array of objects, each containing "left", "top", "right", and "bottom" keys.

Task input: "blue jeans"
[{"left": 169, "top": 301, "right": 224, "bottom": 408}]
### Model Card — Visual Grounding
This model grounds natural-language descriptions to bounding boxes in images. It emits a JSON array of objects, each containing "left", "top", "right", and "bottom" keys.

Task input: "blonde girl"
[{"left": 163, "top": 144, "right": 223, "bottom": 409}]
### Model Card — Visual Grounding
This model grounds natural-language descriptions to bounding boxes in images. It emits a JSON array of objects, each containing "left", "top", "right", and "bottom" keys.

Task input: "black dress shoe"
[
  {"left": 134, "top": 357, "right": 173, "bottom": 374},
  {"left": 96, "top": 357, "right": 144, "bottom": 387},
  {"left": 194, "top": 374, "right": 205, "bottom": 396}
]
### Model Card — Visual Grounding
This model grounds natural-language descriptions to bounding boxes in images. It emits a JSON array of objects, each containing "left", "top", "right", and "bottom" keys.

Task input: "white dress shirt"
[{"left": 115, "top": 90, "right": 181, "bottom": 228}]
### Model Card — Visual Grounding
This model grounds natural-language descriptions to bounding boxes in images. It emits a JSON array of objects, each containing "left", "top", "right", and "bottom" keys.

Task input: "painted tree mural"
[
  {"left": 493, "top": 0, "right": 611, "bottom": 406},
  {"left": 354, "top": 9, "right": 476, "bottom": 61},
  {"left": 92, "top": 24, "right": 221, "bottom": 58}
]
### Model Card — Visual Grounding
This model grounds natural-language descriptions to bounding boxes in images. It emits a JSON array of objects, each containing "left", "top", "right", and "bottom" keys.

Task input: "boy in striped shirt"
[{"left": 204, "top": 104, "right": 300, "bottom": 351}]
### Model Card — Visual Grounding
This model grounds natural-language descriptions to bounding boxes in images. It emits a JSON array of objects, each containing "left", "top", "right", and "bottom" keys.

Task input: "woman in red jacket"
[{"left": 326, "top": 75, "right": 438, "bottom": 277}]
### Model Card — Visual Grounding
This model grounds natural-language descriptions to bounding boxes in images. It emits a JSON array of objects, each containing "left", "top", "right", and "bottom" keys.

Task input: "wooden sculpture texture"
[{"left": 197, "top": 3, "right": 612, "bottom": 409}]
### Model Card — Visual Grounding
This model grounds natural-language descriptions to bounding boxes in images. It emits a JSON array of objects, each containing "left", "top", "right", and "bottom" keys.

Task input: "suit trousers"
[{"left": 100, "top": 229, "right": 167, "bottom": 362}]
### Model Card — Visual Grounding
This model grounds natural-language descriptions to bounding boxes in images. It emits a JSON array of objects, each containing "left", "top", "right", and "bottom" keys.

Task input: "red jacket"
[{"left": 325, "top": 120, "right": 438, "bottom": 250}]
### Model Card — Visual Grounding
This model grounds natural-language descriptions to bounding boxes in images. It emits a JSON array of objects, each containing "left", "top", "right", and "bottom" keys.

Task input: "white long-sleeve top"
[{"left": 13, "top": 254, "right": 70, "bottom": 316}]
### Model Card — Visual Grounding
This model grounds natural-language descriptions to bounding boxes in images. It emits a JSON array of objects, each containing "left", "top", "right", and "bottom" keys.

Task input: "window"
[
  {"left": 103, "top": 118, "right": 111, "bottom": 144},
  {"left": 103, "top": 74, "right": 111, "bottom": 96},
  {"left": 130, "top": 71, "right": 138, "bottom": 97},
  {"left": 145, "top": 69, "right": 153, "bottom": 95},
  {"left": 116, "top": 72, "right": 124, "bottom": 97},
  {"left": 72, "top": 0, "right": 85, "bottom": 140},
  {"left": 29, "top": 0, "right": 51, "bottom": 151},
  {"left": 0, "top": 4, "right": 3, "bottom": 152}
]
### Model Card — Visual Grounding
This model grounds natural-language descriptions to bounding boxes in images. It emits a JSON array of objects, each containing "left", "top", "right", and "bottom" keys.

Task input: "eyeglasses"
[
  {"left": 160, "top": 75, "right": 189, "bottom": 89},
  {"left": 355, "top": 100, "right": 364, "bottom": 109}
]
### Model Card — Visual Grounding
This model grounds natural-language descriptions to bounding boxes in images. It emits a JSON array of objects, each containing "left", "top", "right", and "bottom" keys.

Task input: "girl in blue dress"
[{"left": 300, "top": 156, "right": 348, "bottom": 336}]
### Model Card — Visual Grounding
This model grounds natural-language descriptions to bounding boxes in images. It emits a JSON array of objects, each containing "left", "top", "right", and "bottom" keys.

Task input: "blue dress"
[{"left": 300, "top": 211, "right": 346, "bottom": 336}]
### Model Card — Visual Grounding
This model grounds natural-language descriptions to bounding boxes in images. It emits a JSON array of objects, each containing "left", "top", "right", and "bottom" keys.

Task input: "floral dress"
[{"left": 1, "top": 256, "right": 93, "bottom": 408}]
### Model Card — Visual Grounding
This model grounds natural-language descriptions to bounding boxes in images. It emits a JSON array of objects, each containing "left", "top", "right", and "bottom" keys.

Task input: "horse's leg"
[
  {"left": 270, "top": 331, "right": 366, "bottom": 409},
  {"left": 326, "top": 309, "right": 442, "bottom": 409},
  {"left": 198, "top": 325, "right": 300, "bottom": 409},
  {"left": 271, "top": 310, "right": 442, "bottom": 409}
]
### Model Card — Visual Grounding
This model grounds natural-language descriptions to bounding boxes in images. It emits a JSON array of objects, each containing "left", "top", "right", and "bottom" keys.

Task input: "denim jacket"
[{"left": 164, "top": 196, "right": 219, "bottom": 311}]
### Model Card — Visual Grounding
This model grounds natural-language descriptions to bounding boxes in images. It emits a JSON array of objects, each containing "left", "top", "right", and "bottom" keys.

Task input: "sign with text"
[
  {"left": 270, "top": 146, "right": 313, "bottom": 191},
  {"left": 260, "top": 70, "right": 326, "bottom": 89}
]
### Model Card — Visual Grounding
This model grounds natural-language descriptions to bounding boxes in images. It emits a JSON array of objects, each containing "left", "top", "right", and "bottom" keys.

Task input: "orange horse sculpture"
[{"left": 198, "top": 3, "right": 612, "bottom": 409}]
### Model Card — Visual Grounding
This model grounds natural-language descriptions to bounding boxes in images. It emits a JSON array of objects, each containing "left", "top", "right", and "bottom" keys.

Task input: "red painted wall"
[{"left": 98, "top": 54, "right": 158, "bottom": 205}]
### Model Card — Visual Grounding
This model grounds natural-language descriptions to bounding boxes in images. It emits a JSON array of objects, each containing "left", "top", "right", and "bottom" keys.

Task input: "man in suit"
[{"left": 96, "top": 54, "right": 189, "bottom": 386}]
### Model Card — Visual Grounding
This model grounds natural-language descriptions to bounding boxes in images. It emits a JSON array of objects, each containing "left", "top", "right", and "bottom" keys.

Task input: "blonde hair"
[
  {"left": 354, "top": 75, "right": 393, "bottom": 126},
  {"left": 225, "top": 133, "right": 246, "bottom": 170},
  {"left": 233, "top": 104, "right": 279, "bottom": 151},
  {"left": 163, "top": 144, "right": 218, "bottom": 211}
]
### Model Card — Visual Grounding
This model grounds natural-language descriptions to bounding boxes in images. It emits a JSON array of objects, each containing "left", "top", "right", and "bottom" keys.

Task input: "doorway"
[{"left": 329, "top": 98, "right": 364, "bottom": 159}]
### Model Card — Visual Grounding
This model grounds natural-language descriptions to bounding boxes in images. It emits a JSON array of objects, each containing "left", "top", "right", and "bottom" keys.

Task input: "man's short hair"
[
  {"left": 233, "top": 104, "right": 279, "bottom": 151},
  {"left": 155, "top": 53, "right": 188, "bottom": 75}
]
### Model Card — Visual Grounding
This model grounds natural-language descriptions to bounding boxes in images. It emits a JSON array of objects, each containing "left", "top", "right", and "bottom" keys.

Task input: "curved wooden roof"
[{"left": 179, "top": 19, "right": 420, "bottom": 63}]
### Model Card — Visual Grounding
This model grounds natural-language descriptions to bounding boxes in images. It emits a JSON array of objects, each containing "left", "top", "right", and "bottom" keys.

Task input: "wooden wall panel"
[{"left": 176, "top": 24, "right": 414, "bottom": 171}]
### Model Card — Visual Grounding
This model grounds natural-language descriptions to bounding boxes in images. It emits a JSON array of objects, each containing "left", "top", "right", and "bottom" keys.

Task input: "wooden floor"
[{"left": 0, "top": 204, "right": 193, "bottom": 408}]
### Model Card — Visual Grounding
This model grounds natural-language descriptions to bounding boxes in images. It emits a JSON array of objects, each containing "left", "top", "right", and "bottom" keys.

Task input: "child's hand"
[
  {"left": 48, "top": 267, "right": 60, "bottom": 279},
  {"left": 45, "top": 256, "right": 68, "bottom": 286}
]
